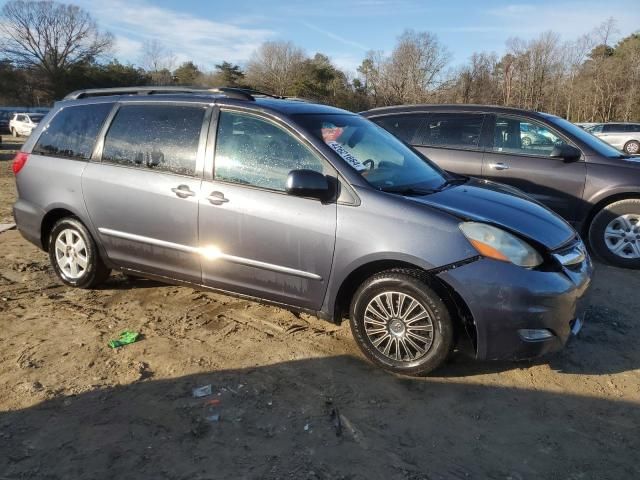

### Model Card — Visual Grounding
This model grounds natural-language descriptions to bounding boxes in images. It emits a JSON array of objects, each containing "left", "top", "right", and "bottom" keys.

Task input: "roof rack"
[{"left": 63, "top": 86, "right": 256, "bottom": 101}]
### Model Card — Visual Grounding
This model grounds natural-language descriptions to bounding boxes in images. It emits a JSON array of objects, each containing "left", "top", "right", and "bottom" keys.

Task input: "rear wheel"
[
  {"left": 48, "top": 217, "right": 111, "bottom": 288},
  {"left": 588, "top": 199, "right": 640, "bottom": 268},
  {"left": 349, "top": 269, "right": 454, "bottom": 376},
  {"left": 624, "top": 140, "right": 640, "bottom": 155}
]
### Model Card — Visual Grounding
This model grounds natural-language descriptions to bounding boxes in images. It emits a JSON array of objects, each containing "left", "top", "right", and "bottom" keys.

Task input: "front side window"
[
  {"left": 32, "top": 103, "right": 113, "bottom": 160},
  {"left": 102, "top": 104, "right": 205, "bottom": 176},
  {"left": 294, "top": 113, "right": 447, "bottom": 192},
  {"left": 419, "top": 113, "right": 485, "bottom": 149},
  {"left": 371, "top": 114, "right": 425, "bottom": 144},
  {"left": 214, "top": 110, "right": 327, "bottom": 191},
  {"left": 493, "top": 116, "right": 567, "bottom": 157}
]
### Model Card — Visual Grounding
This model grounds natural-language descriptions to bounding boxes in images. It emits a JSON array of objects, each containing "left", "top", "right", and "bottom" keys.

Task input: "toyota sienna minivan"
[{"left": 12, "top": 87, "right": 592, "bottom": 375}]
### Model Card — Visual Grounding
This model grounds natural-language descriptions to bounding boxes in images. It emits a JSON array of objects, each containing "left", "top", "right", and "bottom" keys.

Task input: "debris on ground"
[
  {"left": 107, "top": 330, "right": 140, "bottom": 349},
  {"left": 192, "top": 384, "right": 212, "bottom": 398},
  {"left": 0, "top": 223, "right": 16, "bottom": 234}
]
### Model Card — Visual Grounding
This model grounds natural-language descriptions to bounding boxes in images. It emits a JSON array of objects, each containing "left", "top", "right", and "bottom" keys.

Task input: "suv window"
[
  {"left": 214, "top": 110, "right": 327, "bottom": 191},
  {"left": 417, "top": 113, "right": 485, "bottom": 149},
  {"left": 602, "top": 124, "right": 624, "bottom": 133},
  {"left": 370, "top": 115, "right": 425, "bottom": 144},
  {"left": 102, "top": 104, "right": 205, "bottom": 176},
  {"left": 32, "top": 103, "right": 113, "bottom": 160},
  {"left": 493, "top": 116, "right": 567, "bottom": 156}
]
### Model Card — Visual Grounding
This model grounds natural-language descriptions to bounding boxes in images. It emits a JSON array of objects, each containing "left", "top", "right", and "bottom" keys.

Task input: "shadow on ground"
[{"left": 1, "top": 355, "right": 638, "bottom": 480}]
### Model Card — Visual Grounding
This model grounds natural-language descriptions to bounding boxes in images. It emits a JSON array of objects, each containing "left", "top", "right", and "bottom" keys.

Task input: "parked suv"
[
  {"left": 9, "top": 112, "right": 45, "bottom": 137},
  {"left": 13, "top": 87, "right": 591, "bottom": 375},
  {"left": 586, "top": 122, "right": 640, "bottom": 155},
  {"left": 363, "top": 105, "right": 640, "bottom": 268}
]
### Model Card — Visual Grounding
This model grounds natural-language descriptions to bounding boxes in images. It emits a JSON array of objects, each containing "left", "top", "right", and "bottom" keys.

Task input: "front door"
[
  {"left": 198, "top": 109, "right": 337, "bottom": 310},
  {"left": 82, "top": 102, "right": 208, "bottom": 282},
  {"left": 482, "top": 115, "right": 586, "bottom": 223}
]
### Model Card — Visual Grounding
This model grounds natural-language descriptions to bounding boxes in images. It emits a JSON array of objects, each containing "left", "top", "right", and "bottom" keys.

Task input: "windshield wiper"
[
  {"left": 379, "top": 186, "right": 438, "bottom": 196},
  {"left": 436, "top": 176, "right": 469, "bottom": 191}
]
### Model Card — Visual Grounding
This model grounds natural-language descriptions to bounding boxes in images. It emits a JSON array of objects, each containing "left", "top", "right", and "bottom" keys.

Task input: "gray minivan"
[{"left": 12, "top": 87, "right": 592, "bottom": 375}]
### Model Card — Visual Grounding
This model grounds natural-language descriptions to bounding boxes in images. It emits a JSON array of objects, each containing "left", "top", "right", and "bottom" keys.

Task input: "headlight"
[{"left": 459, "top": 222, "right": 543, "bottom": 268}]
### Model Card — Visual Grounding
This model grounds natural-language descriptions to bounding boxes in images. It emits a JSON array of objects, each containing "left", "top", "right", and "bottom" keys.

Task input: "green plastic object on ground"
[{"left": 108, "top": 330, "right": 140, "bottom": 349}]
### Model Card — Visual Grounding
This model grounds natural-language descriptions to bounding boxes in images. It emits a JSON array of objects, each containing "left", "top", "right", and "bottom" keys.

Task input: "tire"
[
  {"left": 521, "top": 136, "right": 532, "bottom": 147},
  {"left": 349, "top": 269, "right": 454, "bottom": 376},
  {"left": 48, "top": 217, "right": 111, "bottom": 288},
  {"left": 588, "top": 199, "right": 640, "bottom": 268},
  {"left": 623, "top": 140, "right": 640, "bottom": 155},
  {"left": 11, "top": 128, "right": 16, "bottom": 137}
]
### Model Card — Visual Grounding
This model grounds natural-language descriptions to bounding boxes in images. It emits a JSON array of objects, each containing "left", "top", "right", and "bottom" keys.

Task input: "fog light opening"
[{"left": 518, "top": 328, "right": 555, "bottom": 342}]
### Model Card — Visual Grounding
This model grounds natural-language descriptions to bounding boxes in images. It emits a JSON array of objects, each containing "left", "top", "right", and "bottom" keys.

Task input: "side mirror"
[
  {"left": 286, "top": 169, "right": 331, "bottom": 201},
  {"left": 550, "top": 144, "right": 581, "bottom": 162}
]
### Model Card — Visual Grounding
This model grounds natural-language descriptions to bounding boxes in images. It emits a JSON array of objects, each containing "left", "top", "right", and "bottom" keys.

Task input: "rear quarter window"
[{"left": 32, "top": 103, "right": 113, "bottom": 160}]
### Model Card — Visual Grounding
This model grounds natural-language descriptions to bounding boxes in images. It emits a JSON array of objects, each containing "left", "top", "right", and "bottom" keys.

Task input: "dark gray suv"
[
  {"left": 363, "top": 105, "right": 640, "bottom": 269},
  {"left": 12, "top": 87, "right": 591, "bottom": 375}
]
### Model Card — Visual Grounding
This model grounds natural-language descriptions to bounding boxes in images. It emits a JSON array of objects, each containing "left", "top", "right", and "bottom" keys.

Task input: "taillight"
[{"left": 12, "top": 152, "right": 29, "bottom": 175}]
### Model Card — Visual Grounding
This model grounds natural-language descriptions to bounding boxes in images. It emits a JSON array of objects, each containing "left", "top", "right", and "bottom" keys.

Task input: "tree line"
[{"left": 1, "top": 0, "right": 638, "bottom": 122}]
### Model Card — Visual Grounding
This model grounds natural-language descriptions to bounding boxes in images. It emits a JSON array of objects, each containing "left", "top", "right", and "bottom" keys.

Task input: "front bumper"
[{"left": 437, "top": 255, "right": 592, "bottom": 361}]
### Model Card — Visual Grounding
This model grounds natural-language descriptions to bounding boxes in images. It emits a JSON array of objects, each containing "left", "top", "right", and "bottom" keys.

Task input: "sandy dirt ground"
[{"left": 0, "top": 136, "right": 639, "bottom": 479}]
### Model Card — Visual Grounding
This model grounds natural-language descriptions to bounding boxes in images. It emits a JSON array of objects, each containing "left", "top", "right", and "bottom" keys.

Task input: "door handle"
[
  {"left": 171, "top": 185, "right": 196, "bottom": 198},
  {"left": 207, "top": 191, "right": 229, "bottom": 205},
  {"left": 489, "top": 162, "right": 509, "bottom": 171}
]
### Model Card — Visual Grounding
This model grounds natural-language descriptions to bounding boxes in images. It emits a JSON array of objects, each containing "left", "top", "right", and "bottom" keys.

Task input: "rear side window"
[
  {"left": 102, "top": 104, "right": 205, "bottom": 176},
  {"left": 602, "top": 124, "right": 624, "bottom": 133},
  {"left": 32, "top": 103, "right": 113, "bottom": 160},
  {"left": 418, "top": 113, "right": 485, "bottom": 149},
  {"left": 371, "top": 115, "right": 425, "bottom": 144}
]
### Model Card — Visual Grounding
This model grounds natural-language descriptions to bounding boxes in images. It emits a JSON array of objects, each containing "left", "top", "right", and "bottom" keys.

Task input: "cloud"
[{"left": 76, "top": 0, "right": 275, "bottom": 69}]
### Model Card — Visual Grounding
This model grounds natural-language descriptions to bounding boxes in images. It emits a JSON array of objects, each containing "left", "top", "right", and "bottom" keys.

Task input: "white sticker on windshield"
[{"left": 326, "top": 141, "right": 367, "bottom": 172}]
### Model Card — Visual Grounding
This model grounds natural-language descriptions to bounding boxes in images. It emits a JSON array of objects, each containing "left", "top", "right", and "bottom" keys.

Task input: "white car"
[
  {"left": 9, "top": 112, "right": 45, "bottom": 137},
  {"left": 587, "top": 123, "right": 640, "bottom": 155}
]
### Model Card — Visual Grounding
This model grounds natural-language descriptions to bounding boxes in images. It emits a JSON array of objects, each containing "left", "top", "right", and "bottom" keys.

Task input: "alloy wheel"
[
  {"left": 54, "top": 228, "right": 89, "bottom": 279},
  {"left": 364, "top": 291, "right": 434, "bottom": 362},
  {"left": 604, "top": 214, "right": 640, "bottom": 259}
]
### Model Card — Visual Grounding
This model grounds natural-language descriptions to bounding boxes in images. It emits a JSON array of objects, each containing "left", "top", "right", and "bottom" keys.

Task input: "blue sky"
[{"left": 18, "top": 0, "right": 640, "bottom": 73}]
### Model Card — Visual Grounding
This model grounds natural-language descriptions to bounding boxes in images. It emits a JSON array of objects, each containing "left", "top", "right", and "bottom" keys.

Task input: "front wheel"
[
  {"left": 48, "top": 217, "right": 111, "bottom": 288},
  {"left": 349, "top": 270, "right": 454, "bottom": 376},
  {"left": 588, "top": 199, "right": 640, "bottom": 268},
  {"left": 624, "top": 140, "right": 640, "bottom": 155}
]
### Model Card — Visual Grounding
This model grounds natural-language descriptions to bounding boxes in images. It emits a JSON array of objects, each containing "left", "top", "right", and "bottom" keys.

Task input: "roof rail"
[{"left": 63, "top": 86, "right": 256, "bottom": 101}]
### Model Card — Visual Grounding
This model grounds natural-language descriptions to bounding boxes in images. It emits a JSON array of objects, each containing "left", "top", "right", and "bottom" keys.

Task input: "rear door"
[
  {"left": 371, "top": 112, "right": 487, "bottom": 177},
  {"left": 198, "top": 108, "right": 337, "bottom": 309},
  {"left": 482, "top": 114, "right": 586, "bottom": 222},
  {"left": 597, "top": 124, "right": 626, "bottom": 149},
  {"left": 82, "top": 102, "right": 209, "bottom": 282}
]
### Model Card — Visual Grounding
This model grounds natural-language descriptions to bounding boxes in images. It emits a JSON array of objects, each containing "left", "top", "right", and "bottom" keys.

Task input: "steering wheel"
[{"left": 363, "top": 159, "right": 375, "bottom": 170}]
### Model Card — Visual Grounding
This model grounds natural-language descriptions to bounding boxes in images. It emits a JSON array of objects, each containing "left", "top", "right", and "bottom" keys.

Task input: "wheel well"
[
  {"left": 333, "top": 260, "right": 477, "bottom": 352},
  {"left": 582, "top": 193, "right": 640, "bottom": 238},
  {"left": 40, "top": 208, "right": 75, "bottom": 251}
]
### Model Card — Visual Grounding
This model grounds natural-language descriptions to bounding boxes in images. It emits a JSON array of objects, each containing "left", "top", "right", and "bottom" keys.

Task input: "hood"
[{"left": 410, "top": 178, "right": 575, "bottom": 250}]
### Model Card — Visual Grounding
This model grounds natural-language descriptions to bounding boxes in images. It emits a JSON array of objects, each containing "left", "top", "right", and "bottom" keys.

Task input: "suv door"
[
  {"left": 371, "top": 112, "right": 487, "bottom": 177},
  {"left": 198, "top": 108, "right": 337, "bottom": 309},
  {"left": 82, "top": 102, "right": 209, "bottom": 282},
  {"left": 482, "top": 114, "right": 586, "bottom": 222}
]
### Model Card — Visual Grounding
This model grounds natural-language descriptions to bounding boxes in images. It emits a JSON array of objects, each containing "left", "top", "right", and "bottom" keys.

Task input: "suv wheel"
[
  {"left": 589, "top": 199, "right": 640, "bottom": 268},
  {"left": 48, "top": 217, "right": 111, "bottom": 288},
  {"left": 624, "top": 140, "right": 640, "bottom": 155},
  {"left": 11, "top": 128, "right": 17, "bottom": 137},
  {"left": 349, "top": 269, "right": 454, "bottom": 376}
]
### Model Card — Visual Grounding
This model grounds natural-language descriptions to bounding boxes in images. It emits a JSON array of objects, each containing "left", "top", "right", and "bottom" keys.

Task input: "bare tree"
[
  {"left": 139, "top": 39, "right": 176, "bottom": 85},
  {"left": 0, "top": 0, "right": 113, "bottom": 97},
  {"left": 245, "top": 41, "right": 306, "bottom": 96}
]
